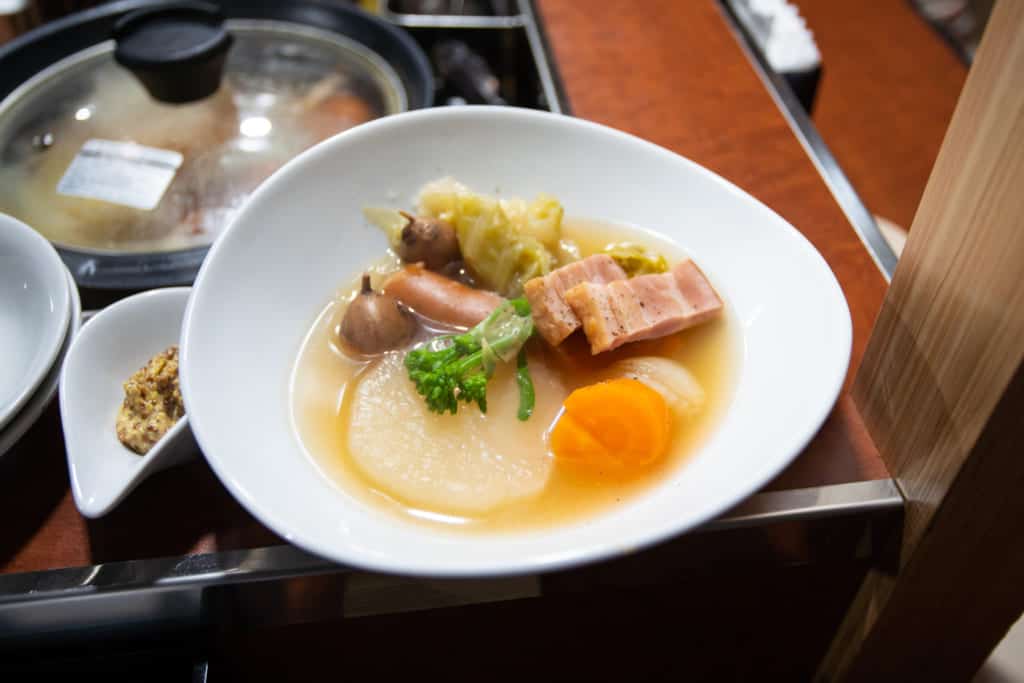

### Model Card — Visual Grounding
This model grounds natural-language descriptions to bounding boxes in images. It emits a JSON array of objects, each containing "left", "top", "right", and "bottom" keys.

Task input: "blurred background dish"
[
  {"left": 0, "top": 213, "right": 71, "bottom": 431},
  {"left": 0, "top": 0, "right": 432, "bottom": 289},
  {"left": 0, "top": 257, "right": 80, "bottom": 458}
]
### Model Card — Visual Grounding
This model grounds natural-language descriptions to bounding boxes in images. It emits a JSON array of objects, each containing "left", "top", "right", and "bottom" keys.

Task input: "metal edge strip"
[
  {"left": 381, "top": 12, "right": 524, "bottom": 29},
  {"left": 702, "top": 478, "right": 902, "bottom": 531},
  {"left": 716, "top": 1, "right": 898, "bottom": 281},
  {"left": 519, "top": 0, "right": 570, "bottom": 115},
  {"left": 0, "top": 480, "right": 902, "bottom": 604}
]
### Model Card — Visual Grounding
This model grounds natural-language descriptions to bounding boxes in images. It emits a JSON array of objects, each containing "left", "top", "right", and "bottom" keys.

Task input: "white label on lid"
[{"left": 56, "top": 139, "right": 183, "bottom": 210}]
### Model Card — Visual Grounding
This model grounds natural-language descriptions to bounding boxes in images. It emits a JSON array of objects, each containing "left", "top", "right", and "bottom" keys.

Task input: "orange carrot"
[{"left": 549, "top": 378, "right": 671, "bottom": 470}]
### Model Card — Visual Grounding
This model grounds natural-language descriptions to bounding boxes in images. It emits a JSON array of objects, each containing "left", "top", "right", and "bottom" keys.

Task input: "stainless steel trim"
[
  {"left": 342, "top": 573, "right": 542, "bottom": 618},
  {"left": 382, "top": 11, "right": 524, "bottom": 29},
  {"left": 0, "top": 480, "right": 902, "bottom": 605},
  {"left": 0, "top": 546, "right": 336, "bottom": 605},
  {"left": 519, "top": 0, "right": 566, "bottom": 114},
  {"left": 703, "top": 479, "right": 903, "bottom": 531},
  {"left": 717, "top": 1, "right": 899, "bottom": 280}
]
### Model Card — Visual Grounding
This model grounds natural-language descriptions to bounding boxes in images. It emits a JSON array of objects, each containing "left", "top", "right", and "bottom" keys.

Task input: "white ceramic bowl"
[
  {"left": 0, "top": 265, "right": 80, "bottom": 458},
  {"left": 182, "top": 107, "right": 851, "bottom": 576},
  {"left": 0, "top": 214, "right": 71, "bottom": 431},
  {"left": 60, "top": 287, "right": 196, "bottom": 518}
]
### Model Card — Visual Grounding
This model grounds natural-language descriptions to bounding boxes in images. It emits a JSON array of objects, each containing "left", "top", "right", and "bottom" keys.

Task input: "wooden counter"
[
  {"left": 1, "top": 0, "right": 890, "bottom": 577},
  {"left": 797, "top": 0, "right": 967, "bottom": 232}
]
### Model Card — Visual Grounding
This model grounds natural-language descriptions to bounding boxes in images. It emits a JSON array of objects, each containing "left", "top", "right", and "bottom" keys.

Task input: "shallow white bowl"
[
  {"left": 182, "top": 107, "right": 851, "bottom": 576},
  {"left": 0, "top": 265, "right": 80, "bottom": 458},
  {"left": 0, "top": 214, "right": 71, "bottom": 431},
  {"left": 60, "top": 287, "right": 196, "bottom": 518}
]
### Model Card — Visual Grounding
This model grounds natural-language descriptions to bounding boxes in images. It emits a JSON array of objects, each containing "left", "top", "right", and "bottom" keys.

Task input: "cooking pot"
[{"left": 0, "top": 0, "right": 432, "bottom": 289}]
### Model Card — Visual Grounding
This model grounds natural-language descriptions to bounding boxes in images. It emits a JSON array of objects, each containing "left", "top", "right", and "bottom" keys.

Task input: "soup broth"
[{"left": 290, "top": 218, "right": 738, "bottom": 532}]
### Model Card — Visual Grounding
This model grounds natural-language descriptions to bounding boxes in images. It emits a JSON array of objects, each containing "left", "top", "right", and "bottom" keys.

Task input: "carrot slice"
[
  {"left": 550, "top": 378, "right": 671, "bottom": 470},
  {"left": 549, "top": 412, "right": 617, "bottom": 468}
]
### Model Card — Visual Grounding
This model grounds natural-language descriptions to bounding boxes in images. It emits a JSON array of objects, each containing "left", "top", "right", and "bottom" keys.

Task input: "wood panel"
[
  {"left": 795, "top": 0, "right": 967, "bottom": 231},
  {"left": 820, "top": 3, "right": 1024, "bottom": 679}
]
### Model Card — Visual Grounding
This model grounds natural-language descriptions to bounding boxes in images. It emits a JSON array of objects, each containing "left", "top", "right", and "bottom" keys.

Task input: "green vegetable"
[
  {"left": 602, "top": 242, "right": 669, "bottom": 277},
  {"left": 417, "top": 179, "right": 564, "bottom": 297},
  {"left": 405, "top": 297, "right": 536, "bottom": 420},
  {"left": 515, "top": 348, "right": 535, "bottom": 421}
]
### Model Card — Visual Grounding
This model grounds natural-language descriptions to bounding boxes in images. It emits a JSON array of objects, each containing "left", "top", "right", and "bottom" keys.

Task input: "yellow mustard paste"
[{"left": 116, "top": 346, "right": 184, "bottom": 455}]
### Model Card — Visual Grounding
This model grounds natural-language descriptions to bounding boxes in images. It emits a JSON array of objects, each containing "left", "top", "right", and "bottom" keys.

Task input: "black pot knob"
[{"left": 113, "top": 1, "right": 233, "bottom": 104}]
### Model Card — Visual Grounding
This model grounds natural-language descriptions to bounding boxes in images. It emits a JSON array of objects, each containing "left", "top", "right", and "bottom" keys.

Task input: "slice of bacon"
[
  {"left": 523, "top": 254, "right": 628, "bottom": 346},
  {"left": 564, "top": 259, "right": 723, "bottom": 354}
]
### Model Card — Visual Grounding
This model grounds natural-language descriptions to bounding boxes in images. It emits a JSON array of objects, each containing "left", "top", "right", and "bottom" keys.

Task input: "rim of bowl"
[{"left": 0, "top": 213, "right": 72, "bottom": 430}]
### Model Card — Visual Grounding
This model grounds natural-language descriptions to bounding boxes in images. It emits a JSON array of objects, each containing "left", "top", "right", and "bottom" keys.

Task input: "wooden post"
[{"left": 817, "top": 2, "right": 1024, "bottom": 680}]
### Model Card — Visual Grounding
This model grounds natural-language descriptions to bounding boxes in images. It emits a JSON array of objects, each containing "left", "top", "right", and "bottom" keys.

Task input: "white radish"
[
  {"left": 347, "top": 352, "right": 565, "bottom": 515},
  {"left": 602, "top": 357, "right": 705, "bottom": 418}
]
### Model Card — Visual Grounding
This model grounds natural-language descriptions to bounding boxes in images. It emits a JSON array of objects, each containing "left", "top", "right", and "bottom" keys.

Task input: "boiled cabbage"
[
  {"left": 417, "top": 178, "right": 566, "bottom": 297},
  {"left": 602, "top": 242, "right": 669, "bottom": 277}
]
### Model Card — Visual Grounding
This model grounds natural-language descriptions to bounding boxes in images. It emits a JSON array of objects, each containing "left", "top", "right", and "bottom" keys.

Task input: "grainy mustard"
[{"left": 116, "top": 346, "right": 184, "bottom": 455}]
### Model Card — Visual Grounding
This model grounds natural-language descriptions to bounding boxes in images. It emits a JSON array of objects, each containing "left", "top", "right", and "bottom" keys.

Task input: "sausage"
[{"left": 383, "top": 264, "right": 503, "bottom": 328}]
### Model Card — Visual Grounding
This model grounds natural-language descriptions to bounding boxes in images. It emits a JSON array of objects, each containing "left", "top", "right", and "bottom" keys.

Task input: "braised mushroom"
[
  {"left": 340, "top": 275, "right": 417, "bottom": 354},
  {"left": 397, "top": 211, "right": 461, "bottom": 271}
]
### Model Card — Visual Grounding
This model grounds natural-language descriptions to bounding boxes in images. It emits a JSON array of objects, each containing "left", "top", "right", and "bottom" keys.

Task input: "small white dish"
[
  {"left": 60, "top": 287, "right": 196, "bottom": 518},
  {"left": 182, "top": 107, "right": 852, "bottom": 576},
  {"left": 0, "top": 265, "right": 81, "bottom": 458},
  {"left": 0, "top": 214, "right": 71, "bottom": 431}
]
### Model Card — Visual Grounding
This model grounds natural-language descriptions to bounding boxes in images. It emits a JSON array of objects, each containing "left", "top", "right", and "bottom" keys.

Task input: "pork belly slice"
[
  {"left": 564, "top": 259, "right": 723, "bottom": 354},
  {"left": 523, "top": 254, "right": 628, "bottom": 346}
]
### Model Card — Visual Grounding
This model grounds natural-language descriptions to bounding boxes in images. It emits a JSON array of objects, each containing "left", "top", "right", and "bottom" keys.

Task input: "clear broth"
[{"left": 290, "top": 218, "right": 739, "bottom": 532}]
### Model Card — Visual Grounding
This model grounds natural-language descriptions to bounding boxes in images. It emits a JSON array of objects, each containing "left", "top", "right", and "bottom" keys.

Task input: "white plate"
[
  {"left": 60, "top": 287, "right": 196, "bottom": 518},
  {"left": 0, "top": 214, "right": 71, "bottom": 431},
  {"left": 0, "top": 265, "right": 80, "bottom": 458},
  {"left": 181, "top": 107, "right": 852, "bottom": 576}
]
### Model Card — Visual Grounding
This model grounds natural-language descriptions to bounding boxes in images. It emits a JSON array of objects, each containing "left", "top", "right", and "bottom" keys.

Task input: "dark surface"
[
  {"left": 408, "top": 21, "right": 556, "bottom": 111},
  {"left": 0, "top": 562, "right": 870, "bottom": 680},
  {"left": 212, "top": 568, "right": 867, "bottom": 681}
]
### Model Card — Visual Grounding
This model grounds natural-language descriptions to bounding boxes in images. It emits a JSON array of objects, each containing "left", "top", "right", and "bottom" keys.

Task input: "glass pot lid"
[{"left": 0, "top": 18, "right": 405, "bottom": 255}]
